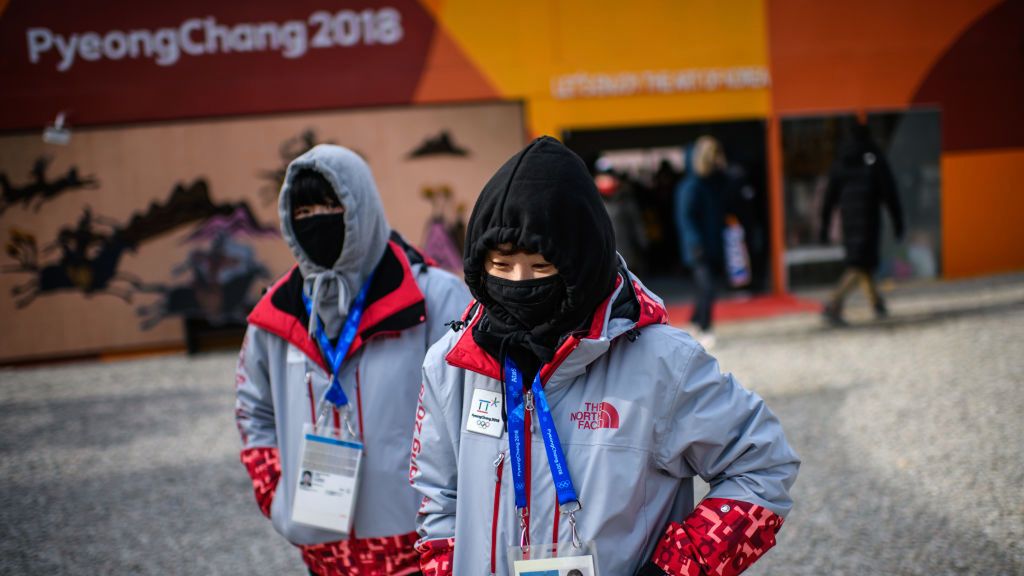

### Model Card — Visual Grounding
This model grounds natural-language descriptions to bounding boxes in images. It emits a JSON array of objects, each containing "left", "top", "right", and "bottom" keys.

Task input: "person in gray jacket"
[
  {"left": 236, "top": 144, "right": 470, "bottom": 575},
  {"left": 409, "top": 136, "right": 799, "bottom": 576}
]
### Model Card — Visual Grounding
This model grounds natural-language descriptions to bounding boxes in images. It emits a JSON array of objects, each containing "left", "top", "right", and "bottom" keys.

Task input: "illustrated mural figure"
[
  {"left": 136, "top": 207, "right": 276, "bottom": 329},
  {"left": 3, "top": 179, "right": 274, "bottom": 308},
  {"left": 420, "top": 185, "right": 463, "bottom": 272},
  {"left": 0, "top": 156, "right": 99, "bottom": 214}
]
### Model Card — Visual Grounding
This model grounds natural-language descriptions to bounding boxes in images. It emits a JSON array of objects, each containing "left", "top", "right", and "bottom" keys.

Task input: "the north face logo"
[{"left": 570, "top": 402, "right": 620, "bottom": 430}]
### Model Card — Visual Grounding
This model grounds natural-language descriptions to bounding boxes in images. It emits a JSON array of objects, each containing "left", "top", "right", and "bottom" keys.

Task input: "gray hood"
[{"left": 278, "top": 144, "right": 391, "bottom": 335}]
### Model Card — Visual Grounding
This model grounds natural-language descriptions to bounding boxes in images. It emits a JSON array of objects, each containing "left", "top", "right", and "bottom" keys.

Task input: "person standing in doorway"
[
  {"left": 820, "top": 124, "right": 904, "bottom": 326},
  {"left": 675, "top": 136, "right": 727, "bottom": 348}
]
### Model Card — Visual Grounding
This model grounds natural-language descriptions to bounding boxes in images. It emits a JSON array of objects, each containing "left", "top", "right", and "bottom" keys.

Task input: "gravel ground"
[{"left": 0, "top": 275, "right": 1021, "bottom": 575}]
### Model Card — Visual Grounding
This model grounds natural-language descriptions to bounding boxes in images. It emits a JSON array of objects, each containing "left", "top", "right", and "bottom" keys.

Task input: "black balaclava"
[
  {"left": 483, "top": 274, "right": 566, "bottom": 330},
  {"left": 290, "top": 169, "right": 344, "bottom": 269},
  {"left": 465, "top": 136, "right": 618, "bottom": 379}
]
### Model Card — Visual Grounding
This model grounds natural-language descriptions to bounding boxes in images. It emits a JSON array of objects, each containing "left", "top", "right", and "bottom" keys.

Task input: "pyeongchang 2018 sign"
[
  {"left": 0, "top": 1, "right": 438, "bottom": 130},
  {"left": 26, "top": 10, "right": 405, "bottom": 72}
]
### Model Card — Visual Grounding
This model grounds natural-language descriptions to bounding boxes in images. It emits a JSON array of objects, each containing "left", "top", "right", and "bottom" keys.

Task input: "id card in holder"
[
  {"left": 509, "top": 541, "right": 600, "bottom": 576},
  {"left": 291, "top": 423, "right": 363, "bottom": 534}
]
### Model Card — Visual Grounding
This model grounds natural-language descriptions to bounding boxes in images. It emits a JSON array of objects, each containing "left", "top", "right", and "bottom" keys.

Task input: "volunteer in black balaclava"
[
  {"left": 290, "top": 169, "right": 345, "bottom": 271},
  {"left": 464, "top": 136, "right": 618, "bottom": 384}
]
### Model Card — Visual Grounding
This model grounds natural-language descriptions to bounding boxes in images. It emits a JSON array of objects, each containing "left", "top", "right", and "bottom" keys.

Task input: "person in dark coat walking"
[
  {"left": 675, "top": 136, "right": 727, "bottom": 346},
  {"left": 820, "top": 124, "right": 904, "bottom": 325}
]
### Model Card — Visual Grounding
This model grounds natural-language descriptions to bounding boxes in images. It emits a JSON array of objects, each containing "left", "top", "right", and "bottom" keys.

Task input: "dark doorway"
[{"left": 562, "top": 120, "right": 771, "bottom": 298}]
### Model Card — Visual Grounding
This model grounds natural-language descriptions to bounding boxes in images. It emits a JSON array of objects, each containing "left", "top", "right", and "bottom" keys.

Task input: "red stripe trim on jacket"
[
  {"left": 552, "top": 493, "right": 560, "bottom": 547},
  {"left": 490, "top": 451, "right": 505, "bottom": 574}
]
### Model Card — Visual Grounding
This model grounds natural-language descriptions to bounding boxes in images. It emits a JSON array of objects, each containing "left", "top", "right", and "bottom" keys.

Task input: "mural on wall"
[
  {"left": 0, "top": 100, "right": 525, "bottom": 362},
  {"left": 408, "top": 130, "right": 469, "bottom": 158},
  {"left": 408, "top": 130, "right": 472, "bottom": 272},
  {"left": 419, "top": 185, "right": 465, "bottom": 273},
  {"left": 0, "top": 156, "right": 98, "bottom": 214},
  {"left": 2, "top": 178, "right": 275, "bottom": 309},
  {"left": 136, "top": 223, "right": 273, "bottom": 329},
  {"left": 4, "top": 206, "right": 142, "bottom": 307},
  {"left": 259, "top": 128, "right": 336, "bottom": 205}
]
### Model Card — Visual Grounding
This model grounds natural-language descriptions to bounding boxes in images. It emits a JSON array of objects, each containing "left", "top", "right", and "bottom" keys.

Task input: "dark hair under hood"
[{"left": 464, "top": 136, "right": 618, "bottom": 364}]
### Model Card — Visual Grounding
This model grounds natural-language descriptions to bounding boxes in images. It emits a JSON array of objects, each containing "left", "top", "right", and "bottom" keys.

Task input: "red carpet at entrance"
[{"left": 665, "top": 294, "right": 822, "bottom": 326}]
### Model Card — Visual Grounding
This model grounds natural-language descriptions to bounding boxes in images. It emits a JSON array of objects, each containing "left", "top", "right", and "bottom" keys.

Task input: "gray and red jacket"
[
  {"left": 236, "top": 235, "right": 470, "bottom": 575},
  {"left": 409, "top": 267, "right": 800, "bottom": 576}
]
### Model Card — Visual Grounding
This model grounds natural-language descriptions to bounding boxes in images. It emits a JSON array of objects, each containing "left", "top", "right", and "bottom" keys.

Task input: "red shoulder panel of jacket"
[
  {"left": 634, "top": 279, "right": 669, "bottom": 328},
  {"left": 651, "top": 497, "right": 784, "bottom": 576}
]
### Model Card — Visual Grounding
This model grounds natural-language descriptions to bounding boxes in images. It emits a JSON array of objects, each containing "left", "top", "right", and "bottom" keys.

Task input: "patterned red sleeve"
[
  {"left": 240, "top": 446, "right": 281, "bottom": 518},
  {"left": 301, "top": 531, "right": 420, "bottom": 575},
  {"left": 415, "top": 537, "right": 455, "bottom": 576},
  {"left": 650, "top": 497, "right": 784, "bottom": 576}
]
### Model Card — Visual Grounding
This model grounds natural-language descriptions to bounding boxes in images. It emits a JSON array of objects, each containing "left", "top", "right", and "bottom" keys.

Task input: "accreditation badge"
[
  {"left": 509, "top": 541, "right": 600, "bottom": 576},
  {"left": 291, "top": 423, "right": 363, "bottom": 534},
  {"left": 466, "top": 387, "right": 504, "bottom": 438}
]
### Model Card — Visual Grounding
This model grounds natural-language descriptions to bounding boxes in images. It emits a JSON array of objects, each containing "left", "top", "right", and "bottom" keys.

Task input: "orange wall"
[
  {"left": 766, "top": 0, "right": 1001, "bottom": 114},
  {"left": 766, "top": 0, "right": 1024, "bottom": 279},
  {"left": 942, "top": 149, "right": 1024, "bottom": 278},
  {"left": 428, "top": 0, "right": 772, "bottom": 135}
]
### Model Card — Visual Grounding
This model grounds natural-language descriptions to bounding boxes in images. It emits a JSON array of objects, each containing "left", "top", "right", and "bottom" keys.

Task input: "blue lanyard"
[
  {"left": 301, "top": 274, "right": 373, "bottom": 408},
  {"left": 504, "top": 356, "right": 579, "bottom": 510}
]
